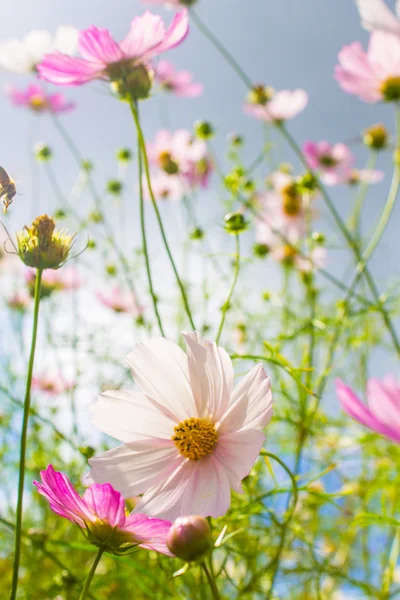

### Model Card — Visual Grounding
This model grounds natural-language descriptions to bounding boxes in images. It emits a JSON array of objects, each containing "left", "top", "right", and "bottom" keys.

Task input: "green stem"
[
  {"left": 201, "top": 561, "right": 221, "bottom": 600},
  {"left": 215, "top": 235, "right": 240, "bottom": 344},
  {"left": 130, "top": 100, "right": 196, "bottom": 330},
  {"left": 79, "top": 546, "right": 105, "bottom": 600},
  {"left": 348, "top": 151, "right": 378, "bottom": 237},
  {"left": 135, "top": 102, "right": 165, "bottom": 336},
  {"left": 10, "top": 268, "right": 43, "bottom": 600}
]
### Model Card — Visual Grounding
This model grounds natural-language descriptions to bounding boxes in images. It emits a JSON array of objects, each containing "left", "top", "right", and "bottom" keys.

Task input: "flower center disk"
[
  {"left": 172, "top": 417, "right": 218, "bottom": 461},
  {"left": 381, "top": 76, "right": 400, "bottom": 102}
]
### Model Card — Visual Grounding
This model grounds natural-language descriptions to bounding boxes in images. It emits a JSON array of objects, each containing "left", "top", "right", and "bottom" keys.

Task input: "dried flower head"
[{"left": 17, "top": 214, "right": 75, "bottom": 269}]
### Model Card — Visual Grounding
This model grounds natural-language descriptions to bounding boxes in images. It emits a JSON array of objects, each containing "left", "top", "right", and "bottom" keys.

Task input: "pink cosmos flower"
[
  {"left": 155, "top": 60, "right": 203, "bottom": 97},
  {"left": 244, "top": 89, "right": 308, "bottom": 123},
  {"left": 6, "top": 290, "right": 31, "bottom": 312},
  {"left": 335, "top": 31, "right": 400, "bottom": 103},
  {"left": 356, "top": 0, "right": 400, "bottom": 35},
  {"left": 336, "top": 376, "right": 400, "bottom": 444},
  {"left": 25, "top": 266, "right": 82, "bottom": 297},
  {"left": 345, "top": 168, "right": 384, "bottom": 185},
  {"left": 37, "top": 11, "right": 189, "bottom": 87},
  {"left": 5, "top": 83, "right": 75, "bottom": 114},
  {"left": 89, "top": 332, "right": 273, "bottom": 520},
  {"left": 35, "top": 465, "right": 172, "bottom": 555},
  {"left": 303, "top": 141, "right": 355, "bottom": 186},
  {"left": 144, "top": 172, "right": 186, "bottom": 202},
  {"left": 32, "top": 373, "right": 74, "bottom": 396},
  {"left": 146, "top": 129, "right": 212, "bottom": 188},
  {"left": 97, "top": 286, "right": 144, "bottom": 317}
]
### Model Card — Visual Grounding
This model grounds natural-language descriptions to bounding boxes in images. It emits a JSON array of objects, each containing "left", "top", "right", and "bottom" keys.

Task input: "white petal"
[
  {"left": 53, "top": 26, "right": 79, "bottom": 55},
  {"left": 0, "top": 40, "right": 33, "bottom": 73},
  {"left": 91, "top": 390, "right": 176, "bottom": 442},
  {"left": 183, "top": 331, "right": 234, "bottom": 421},
  {"left": 23, "top": 29, "right": 53, "bottom": 63},
  {"left": 219, "top": 363, "right": 273, "bottom": 435},
  {"left": 215, "top": 429, "right": 266, "bottom": 492},
  {"left": 356, "top": 0, "right": 400, "bottom": 33},
  {"left": 89, "top": 440, "right": 179, "bottom": 498},
  {"left": 126, "top": 338, "right": 196, "bottom": 421}
]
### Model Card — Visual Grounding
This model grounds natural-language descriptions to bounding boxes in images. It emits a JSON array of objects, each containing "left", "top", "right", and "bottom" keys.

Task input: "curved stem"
[
  {"left": 10, "top": 268, "right": 43, "bottom": 600},
  {"left": 135, "top": 103, "right": 165, "bottom": 336},
  {"left": 215, "top": 235, "right": 240, "bottom": 344},
  {"left": 130, "top": 100, "right": 196, "bottom": 330},
  {"left": 348, "top": 151, "right": 377, "bottom": 237},
  {"left": 78, "top": 546, "right": 105, "bottom": 600},
  {"left": 201, "top": 561, "right": 221, "bottom": 600}
]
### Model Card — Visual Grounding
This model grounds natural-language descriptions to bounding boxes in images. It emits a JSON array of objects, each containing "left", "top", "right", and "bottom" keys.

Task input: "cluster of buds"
[{"left": 16, "top": 214, "right": 75, "bottom": 270}]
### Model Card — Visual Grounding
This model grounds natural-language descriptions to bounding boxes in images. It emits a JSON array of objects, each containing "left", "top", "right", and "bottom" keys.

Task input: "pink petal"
[
  {"left": 34, "top": 465, "right": 94, "bottom": 526},
  {"left": 126, "top": 338, "right": 196, "bottom": 421},
  {"left": 91, "top": 390, "right": 176, "bottom": 442},
  {"left": 215, "top": 429, "right": 266, "bottom": 492},
  {"left": 124, "top": 513, "right": 172, "bottom": 555},
  {"left": 368, "top": 30, "right": 400, "bottom": 76},
  {"left": 89, "top": 440, "right": 180, "bottom": 498},
  {"left": 120, "top": 11, "right": 166, "bottom": 59},
  {"left": 38, "top": 52, "right": 102, "bottom": 85},
  {"left": 219, "top": 363, "right": 273, "bottom": 434},
  {"left": 78, "top": 26, "right": 123, "bottom": 64},
  {"left": 148, "top": 10, "right": 189, "bottom": 59},
  {"left": 366, "top": 377, "right": 400, "bottom": 429},
  {"left": 182, "top": 331, "right": 234, "bottom": 422},
  {"left": 83, "top": 483, "right": 126, "bottom": 528}
]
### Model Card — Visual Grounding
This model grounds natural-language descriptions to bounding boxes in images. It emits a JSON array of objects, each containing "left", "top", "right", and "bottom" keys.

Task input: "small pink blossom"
[
  {"left": 303, "top": 141, "right": 355, "bottom": 186},
  {"left": 6, "top": 290, "right": 31, "bottom": 312},
  {"left": 90, "top": 332, "right": 273, "bottom": 520},
  {"left": 97, "top": 286, "right": 144, "bottom": 317},
  {"left": 25, "top": 267, "right": 82, "bottom": 297},
  {"left": 144, "top": 172, "right": 186, "bottom": 202},
  {"left": 244, "top": 89, "right": 308, "bottom": 123},
  {"left": 32, "top": 373, "right": 74, "bottom": 396},
  {"left": 345, "top": 168, "right": 384, "bottom": 185},
  {"left": 35, "top": 465, "right": 172, "bottom": 555},
  {"left": 336, "top": 376, "right": 400, "bottom": 444},
  {"left": 335, "top": 31, "right": 400, "bottom": 103},
  {"left": 37, "top": 11, "right": 189, "bottom": 87},
  {"left": 5, "top": 84, "right": 75, "bottom": 114},
  {"left": 155, "top": 60, "right": 203, "bottom": 97},
  {"left": 356, "top": 0, "right": 400, "bottom": 35}
]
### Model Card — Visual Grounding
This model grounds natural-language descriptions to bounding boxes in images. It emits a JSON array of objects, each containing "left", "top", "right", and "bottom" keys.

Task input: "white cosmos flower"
[
  {"left": 89, "top": 332, "right": 273, "bottom": 521},
  {"left": 0, "top": 26, "right": 78, "bottom": 74},
  {"left": 356, "top": 0, "right": 400, "bottom": 35}
]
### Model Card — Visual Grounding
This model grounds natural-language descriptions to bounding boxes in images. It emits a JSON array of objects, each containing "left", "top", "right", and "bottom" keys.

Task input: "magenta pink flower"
[
  {"left": 336, "top": 377, "right": 400, "bottom": 444},
  {"left": 97, "top": 286, "right": 144, "bottom": 317},
  {"left": 5, "top": 83, "right": 75, "bottom": 114},
  {"left": 35, "top": 465, "right": 172, "bottom": 555},
  {"left": 155, "top": 60, "right": 203, "bottom": 97},
  {"left": 244, "top": 88, "right": 308, "bottom": 123},
  {"left": 37, "top": 11, "right": 188, "bottom": 87},
  {"left": 356, "top": 0, "right": 400, "bottom": 35},
  {"left": 32, "top": 373, "right": 74, "bottom": 396},
  {"left": 335, "top": 31, "right": 400, "bottom": 102},
  {"left": 303, "top": 141, "right": 355, "bottom": 186},
  {"left": 89, "top": 332, "right": 273, "bottom": 520}
]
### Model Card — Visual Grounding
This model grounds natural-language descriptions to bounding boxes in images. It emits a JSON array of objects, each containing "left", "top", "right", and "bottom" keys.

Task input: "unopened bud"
[
  {"left": 363, "top": 124, "right": 389, "bottom": 151},
  {"left": 107, "top": 179, "right": 123, "bottom": 196},
  {"left": 34, "top": 143, "right": 52, "bottom": 162},
  {"left": 195, "top": 121, "right": 215, "bottom": 140},
  {"left": 81, "top": 159, "right": 94, "bottom": 173},
  {"left": 17, "top": 215, "right": 75, "bottom": 270},
  {"left": 253, "top": 243, "right": 270, "bottom": 258},
  {"left": 297, "top": 172, "right": 318, "bottom": 193},
  {"left": 117, "top": 148, "right": 133, "bottom": 163},
  {"left": 190, "top": 227, "right": 204, "bottom": 241},
  {"left": 167, "top": 516, "right": 212, "bottom": 562},
  {"left": 312, "top": 232, "right": 325, "bottom": 245},
  {"left": 224, "top": 211, "right": 248, "bottom": 234}
]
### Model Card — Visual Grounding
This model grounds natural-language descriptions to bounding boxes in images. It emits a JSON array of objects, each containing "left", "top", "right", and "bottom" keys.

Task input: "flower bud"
[
  {"left": 363, "top": 124, "right": 389, "bottom": 151},
  {"left": 34, "top": 143, "right": 53, "bottom": 162},
  {"left": 17, "top": 215, "right": 75, "bottom": 270},
  {"left": 224, "top": 212, "right": 248, "bottom": 235},
  {"left": 229, "top": 133, "right": 244, "bottom": 147},
  {"left": 190, "top": 227, "right": 204, "bottom": 241},
  {"left": 195, "top": 121, "right": 215, "bottom": 140},
  {"left": 312, "top": 232, "right": 325, "bottom": 245},
  {"left": 106, "top": 179, "right": 123, "bottom": 196},
  {"left": 117, "top": 148, "right": 133, "bottom": 163},
  {"left": 253, "top": 243, "right": 270, "bottom": 258},
  {"left": 167, "top": 516, "right": 212, "bottom": 562},
  {"left": 297, "top": 172, "right": 319, "bottom": 193},
  {"left": 81, "top": 159, "right": 94, "bottom": 173}
]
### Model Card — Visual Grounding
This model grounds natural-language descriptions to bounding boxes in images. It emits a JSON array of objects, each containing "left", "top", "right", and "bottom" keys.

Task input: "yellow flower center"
[
  {"left": 380, "top": 76, "right": 400, "bottom": 102},
  {"left": 159, "top": 151, "right": 179, "bottom": 175},
  {"left": 281, "top": 183, "right": 302, "bottom": 216},
  {"left": 172, "top": 417, "right": 218, "bottom": 461},
  {"left": 30, "top": 95, "right": 47, "bottom": 111}
]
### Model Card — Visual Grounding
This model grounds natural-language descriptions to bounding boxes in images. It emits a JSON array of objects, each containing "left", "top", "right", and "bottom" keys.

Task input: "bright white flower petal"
[
  {"left": 126, "top": 338, "right": 196, "bottom": 421},
  {"left": 0, "top": 40, "right": 32, "bottom": 73},
  {"left": 23, "top": 30, "right": 53, "bottom": 63},
  {"left": 54, "top": 26, "right": 79, "bottom": 55}
]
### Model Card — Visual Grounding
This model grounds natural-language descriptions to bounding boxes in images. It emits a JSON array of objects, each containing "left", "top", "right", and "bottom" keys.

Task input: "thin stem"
[
  {"left": 201, "top": 561, "right": 221, "bottom": 600},
  {"left": 348, "top": 151, "right": 378, "bottom": 237},
  {"left": 135, "top": 102, "right": 165, "bottom": 336},
  {"left": 215, "top": 235, "right": 240, "bottom": 344},
  {"left": 130, "top": 100, "right": 196, "bottom": 330},
  {"left": 79, "top": 546, "right": 105, "bottom": 600},
  {"left": 10, "top": 268, "right": 43, "bottom": 600}
]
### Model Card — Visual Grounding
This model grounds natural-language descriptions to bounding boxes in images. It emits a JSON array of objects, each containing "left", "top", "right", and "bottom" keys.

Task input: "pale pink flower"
[
  {"left": 32, "top": 373, "right": 74, "bottom": 396},
  {"left": 292, "top": 246, "right": 327, "bottom": 273},
  {"left": 89, "top": 332, "right": 273, "bottom": 520},
  {"left": 35, "top": 465, "right": 172, "bottom": 555},
  {"left": 97, "top": 286, "right": 144, "bottom": 317},
  {"left": 155, "top": 60, "right": 203, "bottom": 97},
  {"left": 356, "top": 0, "right": 400, "bottom": 35},
  {"left": 144, "top": 171, "right": 186, "bottom": 202},
  {"left": 336, "top": 376, "right": 400, "bottom": 444},
  {"left": 5, "top": 83, "right": 75, "bottom": 114},
  {"left": 303, "top": 141, "right": 355, "bottom": 186},
  {"left": 6, "top": 290, "right": 31, "bottom": 312},
  {"left": 37, "top": 11, "right": 189, "bottom": 87},
  {"left": 335, "top": 31, "right": 400, "bottom": 103},
  {"left": 244, "top": 89, "right": 308, "bottom": 123},
  {"left": 345, "top": 168, "right": 384, "bottom": 185},
  {"left": 25, "top": 266, "right": 82, "bottom": 297}
]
